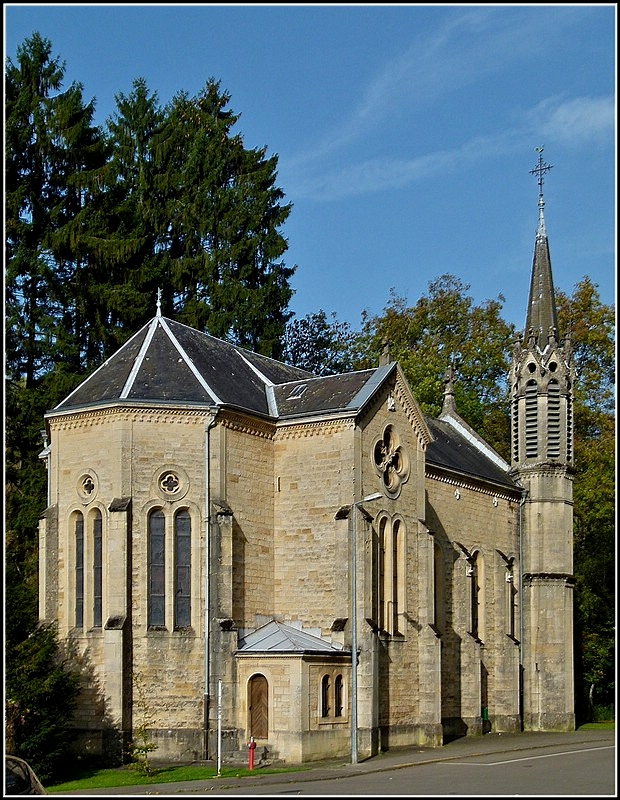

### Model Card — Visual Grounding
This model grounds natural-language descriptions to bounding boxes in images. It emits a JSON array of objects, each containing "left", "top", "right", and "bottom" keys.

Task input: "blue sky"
[{"left": 5, "top": 4, "right": 616, "bottom": 332}]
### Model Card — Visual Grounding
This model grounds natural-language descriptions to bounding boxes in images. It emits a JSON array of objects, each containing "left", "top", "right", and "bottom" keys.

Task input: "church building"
[{"left": 38, "top": 155, "right": 575, "bottom": 764}]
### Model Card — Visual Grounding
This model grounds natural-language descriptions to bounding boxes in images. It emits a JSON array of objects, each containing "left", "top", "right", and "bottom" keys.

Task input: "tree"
[
  {"left": 556, "top": 279, "right": 615, "bottom": 720},
  {"left": 5, "top": 32, "right": 110, "bottom": 382},
  {"left": 357, "top": 277, "right": 515, "bottom": 458},
  {"left": 5, "top": 622, "right": 81, "bottom": 785},
  {"left": 150, "top": 80, "right": 295, "bottom": 357},
  {"left": 283, "top": 310, "right": 359, "bottom": 375}
]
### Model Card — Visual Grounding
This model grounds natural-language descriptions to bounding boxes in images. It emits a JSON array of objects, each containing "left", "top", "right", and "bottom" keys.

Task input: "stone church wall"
[{"left": 425, "top": 473, "right": 521, "bottom": 735}]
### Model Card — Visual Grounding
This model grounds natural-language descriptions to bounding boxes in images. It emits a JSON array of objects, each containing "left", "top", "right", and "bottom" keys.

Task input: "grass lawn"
[{"left": 46, "top": 762, "right": 306, "bottom": 792}]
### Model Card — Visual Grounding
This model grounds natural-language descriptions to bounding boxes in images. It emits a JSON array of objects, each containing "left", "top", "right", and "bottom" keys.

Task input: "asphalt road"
[{"left": 55, "top": 729, "right": 616, "bottom": 796}]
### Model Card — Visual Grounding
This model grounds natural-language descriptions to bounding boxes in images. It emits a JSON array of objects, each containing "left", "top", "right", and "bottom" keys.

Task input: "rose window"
[
  {"left": 77, "top": 472, "right": 98, "bottom": 501},
  {"left": 373, "top": 425, "right": 409, "bottom": 498},
  {"left": 159, "top": 471, "right": 180, "bottom": 495}
]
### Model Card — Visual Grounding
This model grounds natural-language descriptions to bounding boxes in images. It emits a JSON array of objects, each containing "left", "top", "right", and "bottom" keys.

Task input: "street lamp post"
[{"left": 351, "top": 491, "right": 383, "bottom": 765}]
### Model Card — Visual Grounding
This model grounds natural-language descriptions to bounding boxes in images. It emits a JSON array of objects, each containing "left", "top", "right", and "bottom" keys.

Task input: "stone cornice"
[
  {"left": 47, "top": 405, "right": 212, "bottom": 430},
  {"left": 274, "top": 418, "right": 353, "bottom": 440},
  {"left": 220, "top": 411, "right": 275, "bottom": 439},
  {"left": 509, "top": 462, "right": 575, "bottom": 479},
  {"left": 425, "top": 466, "right": 520, "bottom": 502}
]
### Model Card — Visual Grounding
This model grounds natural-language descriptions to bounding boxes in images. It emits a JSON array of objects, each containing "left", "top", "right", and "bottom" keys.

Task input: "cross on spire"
[{"left": 530, "top": 146, "right": 553, "bottom": 197}]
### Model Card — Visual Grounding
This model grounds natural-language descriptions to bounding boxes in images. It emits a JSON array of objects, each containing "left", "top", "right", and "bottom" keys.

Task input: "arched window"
[
  {"left": 391, "top": 520, "right": 399, "bottom": 633},
  {"left": 469, "top": 551, "right": 486, "bottom": 642},
  {"left": 525, "top": 381, "right": 538, "bottom": 458},
  {"left": 512, "top": 396, "right": 520, "bottom": 462},
  {"left": 378, "top": 517, "right": 388, "bottom": 631},
  {"left": 148, "top": 509, "right": 166, "bottom": 627},
  {"left": 334, "top": 675, "right": 344, "bottom": 717},
  {"left": 75, "top": 513, "right": 84, "bottom": 628},
  {"left": 434, "top": 540, "right": 446, "bottom": 634},
  {"left": 321, "top": 674, "right": 330, "bottom": 718},
  {"left": 174, "top": 510, "right": 191, "bottom": 628},
  {"left": 378, "top": 516, "right": 406, "bottom": 635},
  {"left": 92, "top": 510, "right": 102, "bottom": 628}
]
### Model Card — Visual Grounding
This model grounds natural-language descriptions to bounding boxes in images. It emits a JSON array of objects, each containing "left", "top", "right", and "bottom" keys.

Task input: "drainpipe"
[
  {"left": 204, "top": 409, "right": 219, "bottom": 759},
  {"left": 518, "top": 487, "right": 528, "bottom": 729}
]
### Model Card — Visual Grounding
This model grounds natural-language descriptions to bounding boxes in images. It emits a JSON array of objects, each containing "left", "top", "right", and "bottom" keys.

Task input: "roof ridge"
[
  {"left": 158, "top": 317, "right": 223, "bottom": 404},
  {"left": 119, "top": 317, "right": 159, "bottom": 398}
]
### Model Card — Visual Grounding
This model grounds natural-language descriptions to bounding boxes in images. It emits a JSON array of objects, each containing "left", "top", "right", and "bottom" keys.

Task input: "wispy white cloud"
[
  {"left": 280, "top": 7, "right": 612, "bottom": 202},
  {"left": 524, "top": 95, "right": 615, "bottom": 147},
  {"left": 284, "top": 7, "right": 588, "bottom": 170},
  {"left": 283, "top": 94, "right": 614, "bottom": 202}
]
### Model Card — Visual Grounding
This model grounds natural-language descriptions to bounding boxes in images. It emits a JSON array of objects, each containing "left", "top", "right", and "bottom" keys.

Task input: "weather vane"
[{"left": 530, "top": 146, "right": 553, "bottom": 196}]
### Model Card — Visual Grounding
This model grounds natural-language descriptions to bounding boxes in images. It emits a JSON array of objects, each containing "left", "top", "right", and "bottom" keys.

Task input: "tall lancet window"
[
  {"left": 92, "top": 510, "right": 103, "bottom": 627},
  {"left": 525, "top": 381, "right": 538, "bottom": 458},
  {"left": 148, "top": 509, "right": 166, "bottom": 627},
  {"left": 566, "top": 393, "right": 573, "bottom": 463},
  {"left": 512, "top": 396, "right": 520, "bottom": 463},
  {"left": 174, "top": 509, "right": 191, "bottom": 629},
  {"left": 75, "top": 513, "right": 84, "bottom": 628},
  {"left": 547, "top": 380, "right": 561, "bottom": 458}
]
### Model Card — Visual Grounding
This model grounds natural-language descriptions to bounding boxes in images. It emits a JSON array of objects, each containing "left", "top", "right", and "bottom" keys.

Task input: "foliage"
[
  {"left": 283, "top": 310, "right": 360, "bottom": 375},
  {"left": 556, "top": 279, "right": 616, "bottom": 717},
  {"left": 356, "top": 276, "right": 515, "bottom": 458},
  {"left": 5, "top": 623, "right": 81, "bottom": 785}
]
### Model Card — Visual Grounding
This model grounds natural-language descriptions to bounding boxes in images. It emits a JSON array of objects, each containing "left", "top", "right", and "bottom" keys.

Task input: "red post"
[{"left": 248, "top": 737, "right": 256, "bottom": 770}]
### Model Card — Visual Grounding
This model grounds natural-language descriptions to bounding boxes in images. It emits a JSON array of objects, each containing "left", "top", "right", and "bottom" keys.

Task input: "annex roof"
[{"left": 237, "top": 620, "right": 344, "bottom": 655}]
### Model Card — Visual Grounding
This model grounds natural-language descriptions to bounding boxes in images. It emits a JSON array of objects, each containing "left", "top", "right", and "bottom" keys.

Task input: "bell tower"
[{"left": 510, "top": 148, "right": 575, "bottom": 731}]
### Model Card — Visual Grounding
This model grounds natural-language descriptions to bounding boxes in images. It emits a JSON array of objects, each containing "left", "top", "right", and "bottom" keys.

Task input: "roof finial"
[
  {"left": 441, "top": 361, "right": 457, "bottom": 415},
  {"left": 156, "top": 287, "right": 162, "bottom": 317},
  {"left": 530, "top": 146, "right": 553, "bottom": 238},
  {"left": 379, "top": 338, "right": 392, "bottom": 366}
]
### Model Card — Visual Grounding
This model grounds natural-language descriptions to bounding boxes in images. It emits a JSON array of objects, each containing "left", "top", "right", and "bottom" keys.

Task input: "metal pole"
[
  {"left": 217, "top": 679, "right": 222, "bottom": 776},
  {"left": 351, "top": 492, "right": 382, "bottom": 765}
]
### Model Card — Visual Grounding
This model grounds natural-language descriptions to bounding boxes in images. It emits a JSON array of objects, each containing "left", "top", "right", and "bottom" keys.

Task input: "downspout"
[
  {"left": 518, "top": 486, "right": 528, "bottom": 729},
  {"left": 204, "top": 408, "right": 220, "bottom": 759}
]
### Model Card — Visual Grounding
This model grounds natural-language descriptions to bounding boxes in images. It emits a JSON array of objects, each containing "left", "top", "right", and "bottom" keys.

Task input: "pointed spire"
[
  {"left": 524, "top": 147, "right": 558, "bottom": 346},
  {"left": 156, "top": 287, "right": 162, "bottom": 318}
]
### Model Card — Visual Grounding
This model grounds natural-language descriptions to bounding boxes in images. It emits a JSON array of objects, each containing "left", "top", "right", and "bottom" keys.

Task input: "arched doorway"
[{"left": 248, "top": 674, "right": 268, "bottom": 739}]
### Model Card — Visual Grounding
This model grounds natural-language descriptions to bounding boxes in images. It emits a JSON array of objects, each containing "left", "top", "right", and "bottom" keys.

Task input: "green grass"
[
  {"left": 46, "top": 762, "right": 306, "bottom": 792},
  {"left": 578, "top": 720, "right": 615, "bottom": 730}
]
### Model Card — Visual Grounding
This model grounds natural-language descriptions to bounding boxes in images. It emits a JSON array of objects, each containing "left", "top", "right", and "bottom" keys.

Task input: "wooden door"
[{"left": 249, "top": 674, "right": 268, "bottom": 739}]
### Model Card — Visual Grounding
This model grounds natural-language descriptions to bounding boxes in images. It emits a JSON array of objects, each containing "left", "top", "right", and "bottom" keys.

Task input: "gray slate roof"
[
  {"left": 54, "top": 315, "right": 313, "bottom": 416},
  {"left": 237, "top": 621, "right": 344, "bottom": 654},
  {"left": 53, "top": 314, "right": 396, "bottom": 422},
  {"left": 425, "top": 416, "right": 518, "bottom": 492},
  {"left": 50, "top": 314, "right": 518, "bottom": 494}
]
